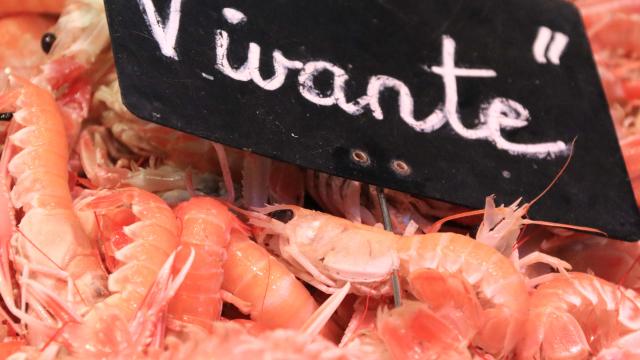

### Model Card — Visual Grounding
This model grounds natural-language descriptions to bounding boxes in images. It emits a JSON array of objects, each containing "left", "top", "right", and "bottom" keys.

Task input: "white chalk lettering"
[
  {"left": 149, "top": 6, "right": 568, "bottom": 158},
  {"left": 222, "top": 7, "right": 246, "bottom": 24},
  {"left": 137, "top": 0, "right": 183, "bottom": 59}
]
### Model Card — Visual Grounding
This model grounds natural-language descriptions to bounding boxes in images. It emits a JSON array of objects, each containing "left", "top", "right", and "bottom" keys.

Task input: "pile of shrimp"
[{"left": 0, "top": 0, "right": 639, "bottom": 359}]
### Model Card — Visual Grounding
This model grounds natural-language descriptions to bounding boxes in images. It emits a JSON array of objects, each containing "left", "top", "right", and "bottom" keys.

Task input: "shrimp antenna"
[
  {"left": 526, "top": 137, "right": 577, "bottom": 210},
  {"left": 617, "top": 253, "right": 640, "bottom": 289}
]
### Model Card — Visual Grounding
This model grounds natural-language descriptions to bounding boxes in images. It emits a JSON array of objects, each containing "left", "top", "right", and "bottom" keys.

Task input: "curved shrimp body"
[
  {"left": 221, "top": 230, "right": 323, "bottom": 334},
  {"left": 1, "top": 77, "right": 106, "bottom": 314},
  {"left": 168, "top": 197, "right": 247, "bottom": 330},
  {"left": 63, "top": 187, "right": 180, "bottom": 355},
  {"left": 519, "top": 272, "right": 640, "bottom": 360},
  {"left": 78, "top": 187, "right": 180, "bottom": 319},
  {"left": 396, "top": 232, "right": 529, "bottom": 357}
]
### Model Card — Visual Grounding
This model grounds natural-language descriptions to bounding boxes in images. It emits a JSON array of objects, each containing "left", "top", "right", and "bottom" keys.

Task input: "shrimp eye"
[
  {"left": 0, "top": 112, "right": 13, "bottom": 121},
  {"left": 41, "top": 33, "right": 57, "bottom": 54}
]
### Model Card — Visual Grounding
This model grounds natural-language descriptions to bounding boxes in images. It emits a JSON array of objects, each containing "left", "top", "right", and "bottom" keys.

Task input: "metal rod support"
[{"left": 376, "top": 186, "right": 402, "bottom": 308}]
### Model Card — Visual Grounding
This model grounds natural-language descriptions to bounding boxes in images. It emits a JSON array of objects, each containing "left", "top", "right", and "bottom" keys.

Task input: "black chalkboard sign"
[{"left": 104, "top": 0, "right": 640, "bottom": 240}]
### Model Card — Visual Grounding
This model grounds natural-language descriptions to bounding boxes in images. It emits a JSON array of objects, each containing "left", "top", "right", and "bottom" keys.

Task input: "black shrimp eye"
[
  {"left": 0, "top": 112, "right": 13, "bottom": 121},
  {"left": 41, "top": 32, "right": 56, "bottom": 54}
]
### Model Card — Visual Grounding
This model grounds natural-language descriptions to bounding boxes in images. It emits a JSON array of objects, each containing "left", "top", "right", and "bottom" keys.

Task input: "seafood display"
[{"left": 0, "top": 0, "right": 639, "bottom": 359}]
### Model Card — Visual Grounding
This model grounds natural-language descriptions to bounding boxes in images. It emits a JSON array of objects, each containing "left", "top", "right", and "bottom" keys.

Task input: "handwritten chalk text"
[{"left": 138, "top": 3, "right": 568, "bottom": 158}]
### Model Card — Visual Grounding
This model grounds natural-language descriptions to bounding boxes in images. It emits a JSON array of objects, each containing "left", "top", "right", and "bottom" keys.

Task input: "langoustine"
[
  {"left": 250, "top": 205, "right": 529, "bottom": 357},
  {"left": 0, "top": 77, "right": 107, "bottom": 342}
]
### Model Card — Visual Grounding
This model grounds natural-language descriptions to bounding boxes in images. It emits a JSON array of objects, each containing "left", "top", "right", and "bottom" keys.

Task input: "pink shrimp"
[
  {"left": 0, "top": 76, "right": 107, "bottom": 339},
  {"left": 519, "top": 272, "right": 640, "bottom": 359},
  {"left": 168, "top": 197, "right": 247, "bottom": 330},
  {"left": 251, "top": 206, "right": 529, "bottom": 356},
  {"left": 0, "top": 0, "right": 64, "bottom": 16},
  {"left": 394, "top": 233, "right": 529, "bottom": 357},
  {"left": 340, "top": 297, "right": 391, "bottom": 360}
]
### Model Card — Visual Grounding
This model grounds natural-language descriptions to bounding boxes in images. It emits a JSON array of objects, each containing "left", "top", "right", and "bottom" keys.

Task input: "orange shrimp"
[
  {"left": 0, "top": 0, "right": 64, "bottom": 16},
  {"left": 0, "top": 76, "right": 107, "bottom": 337},
  {"left": 221, "top": 230, "right": 339, "bottom": 340},
  {"left": 518, "top": 272, "right": 640, "bottom": 359},
  {"left": 60, "top": 187, "right": 182, "bottom": 355},
  {"left": 0, "top": 15, "right": 55, "bottom": 78},
  {"left": 39, "top": 0, "right": 110, "bottom": 80},
  {"left": 168, "top": 197, "right": 247, "bottom": 330}
]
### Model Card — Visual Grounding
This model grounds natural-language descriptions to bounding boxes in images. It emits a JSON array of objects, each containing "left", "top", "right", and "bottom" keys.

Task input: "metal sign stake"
[{"left": 376, "top": 186, "right": 402, "bottom": 308}]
